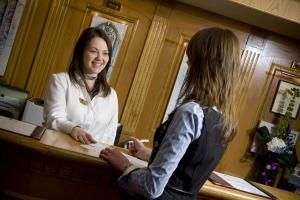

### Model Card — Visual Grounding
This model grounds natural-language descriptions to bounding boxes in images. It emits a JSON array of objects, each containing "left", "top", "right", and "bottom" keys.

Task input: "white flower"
[{"left": 266, "top": 137, "right": 287, "bottom": 154}]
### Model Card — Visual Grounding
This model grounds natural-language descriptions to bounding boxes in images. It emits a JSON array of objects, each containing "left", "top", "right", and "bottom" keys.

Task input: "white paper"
[
  {"left": 80, "top": 143, "right": 148, "bottom": 168},
  {"left": 0, "top": 115, "right": 36, "bottom": 136},
  {"left": 81, "top": 142, "right": 109, "bottom": 151},
  {"left": 122, "top": 153, "right": 148, "bottom": 168},
  {"left": 214, "top": 172, "right": 270, "bottom": 198}
]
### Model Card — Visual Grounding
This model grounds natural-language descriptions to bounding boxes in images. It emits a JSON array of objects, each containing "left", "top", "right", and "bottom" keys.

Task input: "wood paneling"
[
  {"left": 232, "top": 0, "right": 300, "bottom": 23},
  {"left": 221, "top": 35, "right": 300, "bottom": 178},
  {"left": 2, "top": 0, "right": 300, "bottom": 181},
  {"left": 0, "top": 0, "right": 52, "bottom": 88},
  {"left": 177, "top": 0, "right": 300, "bottom": 41},
  {"left": 0, "top": 140, "right": 124, "bottom": 199},
  {"left": 121, "top": 1, "right": 250, "bottom": 146},
  {"left": 9, "top": 0, "right": 158, "bottom": 119},
  {"left": 119, "top": 0, "right": 300, "bottom": 179},
  {"left": 237, "top": 47, "right": 261, "bottom": 109},
  {"left": 26, "top": 0, "right": 71, "bottom": 97},
  {"left": 120, "top": 7, "right": 169, "bottom": 137},
  {"left": 2, "top": 128, "right": 298, "bottom": 200}
]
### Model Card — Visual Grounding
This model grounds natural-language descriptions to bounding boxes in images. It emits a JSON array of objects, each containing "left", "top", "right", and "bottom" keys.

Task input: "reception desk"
[{"left": 0, "top": 127, "right": 299, "bottom": 200}]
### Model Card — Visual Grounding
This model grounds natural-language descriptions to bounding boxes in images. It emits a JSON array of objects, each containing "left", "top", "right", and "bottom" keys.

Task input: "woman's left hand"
[{"left": 100, "top": 147, "right": 131, "bottom": 172}]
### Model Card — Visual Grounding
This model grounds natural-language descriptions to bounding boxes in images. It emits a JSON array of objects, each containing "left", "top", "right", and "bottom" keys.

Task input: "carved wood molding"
[
  {"left": 237, "top": 46, "right": 261, "bottom": 109},
  {"left": 120, "top": 15, "right": 168, "bottom": 134},
  {"left": 214, "top": 46, "right": 262, "bottom": 173},
  {"left": 26, "top": 0, "right": 70, "bottom": 97},
  {"left": 0, "top": 143, "right": 98, "bottom": 183}
]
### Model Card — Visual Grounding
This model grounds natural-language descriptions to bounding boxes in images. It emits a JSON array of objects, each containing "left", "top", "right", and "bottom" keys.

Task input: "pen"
[
  {"left": 128, "top": 139, "right": 149, "bottom": 144},
  {"left": 139, "top": 139, "right": 149, "bottom": 143}
]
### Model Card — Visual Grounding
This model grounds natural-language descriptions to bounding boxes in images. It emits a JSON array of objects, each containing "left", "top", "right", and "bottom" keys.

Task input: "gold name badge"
[{"left": 79, "top": 98, "right": 88, "bottom": 105}]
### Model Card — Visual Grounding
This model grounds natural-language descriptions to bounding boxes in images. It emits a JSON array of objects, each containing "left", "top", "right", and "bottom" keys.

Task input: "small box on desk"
[{"left": 21, "top": 98, "right": 44, "bottom": 126}]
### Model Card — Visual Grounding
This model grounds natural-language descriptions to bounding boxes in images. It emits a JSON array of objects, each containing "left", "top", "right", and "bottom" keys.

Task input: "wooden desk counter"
[
  {"left": 0, "top": 129, "right": 124, "bottom": 200},
  {"left": 200, "top": 179, "right": 300, "bottom": 200},
  {"left": 0, "top": 129, "right": 299, "bottom": 200},
  {"left": 0, "top": 129, "right": 105, "bottom": 165}
]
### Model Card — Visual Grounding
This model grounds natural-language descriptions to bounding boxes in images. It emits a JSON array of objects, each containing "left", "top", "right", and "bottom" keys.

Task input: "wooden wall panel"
[
  {"left": 218, "top": 34, "right": 300, "bottom": 178},
  {"left": 120, "top": 11, "right": 169, "bottom": 137},
  {"left": 26, "top": 0, "right": 71, "bottom": 97},
  {"left": 0, "top": 0, "right": 52, "bottom": 88},
  {"left": 120, "top": 0, "right": 300, "bottom": 179},
  {"left": 22, "top": 0, "right": 158, "bottom": 119},
  {"left": 237, "top": 47, "right": 261, "bottom": 109},
  {"left": 1, "top": 0, "right": 300, "bottom": 181},
  {"left": 120, "top": 1, "right": 251, "bottom": 146},
  {"left": 110, "top": 0, "right": 159, "bottom": 115},
  {"left": 232, "top": 0, "right": 300, "bottom": 23}
]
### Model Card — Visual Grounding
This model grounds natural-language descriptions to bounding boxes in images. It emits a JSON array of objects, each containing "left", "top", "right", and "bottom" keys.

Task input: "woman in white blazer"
[{"left": 44, "top": 27, "right": 118, "bottom": 145}]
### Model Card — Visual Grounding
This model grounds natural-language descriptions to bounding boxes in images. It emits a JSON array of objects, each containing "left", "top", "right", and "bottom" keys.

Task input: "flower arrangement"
[{"left": 256, "top": 87, "right": 300, "bottom": 186}]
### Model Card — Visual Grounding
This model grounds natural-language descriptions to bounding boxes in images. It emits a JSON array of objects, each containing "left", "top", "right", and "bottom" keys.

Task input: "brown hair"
[
  {"left": 181, "top": 27, "right": 240, "bottom": 143},
  {"left": 68, "top": 27, "right": 113, "bottom": 97}
]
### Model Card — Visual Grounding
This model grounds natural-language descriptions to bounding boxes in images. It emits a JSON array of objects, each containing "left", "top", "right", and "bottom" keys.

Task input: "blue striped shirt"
[{"left": 118, "top": 102, "right": 204, "bottom": 199}]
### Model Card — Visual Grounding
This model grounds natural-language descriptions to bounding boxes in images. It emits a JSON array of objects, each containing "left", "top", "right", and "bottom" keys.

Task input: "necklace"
[{"left": 84, "top": 74, "right": 97, "bottom": 80}]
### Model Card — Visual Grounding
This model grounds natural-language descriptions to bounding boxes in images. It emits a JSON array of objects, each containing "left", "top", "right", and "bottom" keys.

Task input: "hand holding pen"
[{"left": 128, "top": 137, "right": 152, "bottom": 161}]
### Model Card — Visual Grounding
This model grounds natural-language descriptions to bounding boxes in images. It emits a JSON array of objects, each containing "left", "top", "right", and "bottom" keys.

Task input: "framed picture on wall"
[
  {"left": 270, "top": 80, "right": 300, "bottom": 119},
  {"left": 0, "top": 0, "right": 26, "bottom": 76},
  {"left": 90, "top": 14, "right": 128, "bottom": 79}
]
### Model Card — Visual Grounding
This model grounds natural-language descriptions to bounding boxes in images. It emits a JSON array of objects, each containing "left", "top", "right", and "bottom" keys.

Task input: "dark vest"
[{"left": 150, "top": 107, "right": 227, "bottom": 200}]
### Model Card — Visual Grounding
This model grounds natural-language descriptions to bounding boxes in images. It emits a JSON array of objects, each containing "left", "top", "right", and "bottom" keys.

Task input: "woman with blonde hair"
[{"left": 100, "top": 27, "right": 241, "bottom": 200}]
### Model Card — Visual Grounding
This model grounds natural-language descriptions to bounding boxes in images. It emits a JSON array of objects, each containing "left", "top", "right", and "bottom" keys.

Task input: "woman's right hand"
[
  {"left": 128, "top": 137, "right": 151, "bottom": 161},
  {"left": 70, "top": 126, "right": 97, "bottom": 144}
]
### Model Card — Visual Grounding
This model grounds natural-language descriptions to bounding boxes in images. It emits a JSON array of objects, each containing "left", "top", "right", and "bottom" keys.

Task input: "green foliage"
[
  {"left": 274, "top": 87, "right": 300, "bottom": 139},
  {"left": 256, "top": 87, "right": 300, "bottom": 171},
  {"left": 276, "top": 151, "right": 298, "bottom": 169}
]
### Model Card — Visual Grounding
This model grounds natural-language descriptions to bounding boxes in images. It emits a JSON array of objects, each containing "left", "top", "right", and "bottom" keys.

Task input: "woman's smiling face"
[{"left": 82, "top": 37, "right": 109, "bottom": 75}]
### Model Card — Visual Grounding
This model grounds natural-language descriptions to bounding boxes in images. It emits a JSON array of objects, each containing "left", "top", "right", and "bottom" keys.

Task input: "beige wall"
[
  {"left": 1, "top": 0, "right": 300, "bottom": 180},
  {"left": 177, "top": 0, "right": 300, "bottom": 41},
  {"left": 232, "top": 0, "right": 300, "bottom": 23}
]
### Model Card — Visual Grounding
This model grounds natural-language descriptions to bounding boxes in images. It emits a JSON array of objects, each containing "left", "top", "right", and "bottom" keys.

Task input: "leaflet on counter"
[
  {"left": 209, "top": 171, "right": 276, "bottom": 199},
  {"left": 80, "top": 143, "right": 148, "bottom": 168}
]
